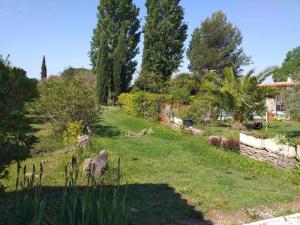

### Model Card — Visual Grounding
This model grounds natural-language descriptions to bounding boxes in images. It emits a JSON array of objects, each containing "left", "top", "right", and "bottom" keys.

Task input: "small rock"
[
  {"left": 186, "top": 126, "right": 204, "bottom": 135},
  {"left": 77, "top": 135, "right": 90, "bottom": 147}
]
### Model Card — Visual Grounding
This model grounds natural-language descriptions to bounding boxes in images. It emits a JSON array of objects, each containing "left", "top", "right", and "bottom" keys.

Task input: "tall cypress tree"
[
  {"left": 140, "top": 0, "right": 187, "bottom": 82},
  {"left": 112, "top": 31, "right": 126, "bottom": 96},
  {"left": 41, "top": 56, "right": 47, "bottom": 79},
  {"left": 96, "top": 32, "right": 111, "bottom": 105},
  {"left": 90, "top": 0, "right": 140, "bottom": 96}
]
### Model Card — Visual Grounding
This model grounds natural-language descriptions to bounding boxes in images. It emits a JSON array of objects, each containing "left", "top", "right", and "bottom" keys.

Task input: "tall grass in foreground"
[{"left": 7, "top": 157, "right": 128, "bottom": 225}]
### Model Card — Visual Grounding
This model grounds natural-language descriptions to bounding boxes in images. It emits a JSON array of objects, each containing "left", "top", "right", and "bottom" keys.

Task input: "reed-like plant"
[
  {"left": 8, "top": 162, "right": 46, "bottom": 225},
  {"left": 8, "top": 157, "right": 128, "bottom": 225}
]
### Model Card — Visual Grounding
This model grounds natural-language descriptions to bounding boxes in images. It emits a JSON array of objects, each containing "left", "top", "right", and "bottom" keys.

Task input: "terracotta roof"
[{"left": 258, "top": 81, "right": 297, "bottom": 88}]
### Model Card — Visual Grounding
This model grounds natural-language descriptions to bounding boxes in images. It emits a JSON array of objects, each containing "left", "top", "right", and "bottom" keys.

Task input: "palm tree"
[{"left": 203, "top": 67, "right": 267, "bottom": 128}]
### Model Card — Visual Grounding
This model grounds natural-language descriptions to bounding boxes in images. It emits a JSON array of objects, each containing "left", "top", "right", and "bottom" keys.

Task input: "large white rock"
[
  {"left": 240, "top": 133, "right": 265, "bottom": 149},
  {"left": 297, "top": 145, "right": 300, "bottom": 157},
  {"left": 265, "top": 139, "right": 296, "bottom": 158},
  {"left": 172, "top": 117, "right": 183, "bottom": 125}
]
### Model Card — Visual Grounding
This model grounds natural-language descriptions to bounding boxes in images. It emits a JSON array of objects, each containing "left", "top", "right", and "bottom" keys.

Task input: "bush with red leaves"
[
  {"left": 223, "top": 139, "right": 240, "bottom": 152},
  {"left": 208, "top": 136, "right": 222, "bottom": 147}
]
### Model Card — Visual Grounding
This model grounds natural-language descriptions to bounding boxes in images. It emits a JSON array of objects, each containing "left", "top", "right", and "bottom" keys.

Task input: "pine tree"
[
  {"left": 41, "top": 56, "right": 47, "bottom": 79},
  {"left": 187, "top": 11, "right": 250, "bottom": 79},
  {"left": 96, "top": 32, "right": 111, "bottom": 105},
  {"left": 140, "top": 0, "right": 187, "bottom": 82},
  {"left": 90, "top": 0, "right": 140, "bottom": 95}
]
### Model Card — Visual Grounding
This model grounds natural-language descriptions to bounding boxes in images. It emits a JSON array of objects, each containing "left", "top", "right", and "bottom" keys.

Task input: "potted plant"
[{"left": 239, "top": 131, "right": 267, "bottom": 149}]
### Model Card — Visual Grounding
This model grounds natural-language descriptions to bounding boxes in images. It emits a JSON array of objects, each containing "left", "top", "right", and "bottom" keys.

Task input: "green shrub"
[
  {"left": 118, "top": 92, "right": 171, "bottom": 121},
  {"left": 33, "top": 75, "right": 99, "bottom": 130},
  {"left": 283, "top": 84, "right": 300, "bottom": 122},
  {"left": 179, "top": 98, "right": 211, "bottom": 124}
]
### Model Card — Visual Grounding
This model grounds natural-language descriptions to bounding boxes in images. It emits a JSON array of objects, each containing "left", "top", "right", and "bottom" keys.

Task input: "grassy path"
[{"left": 2, "top": 108, "right": 300, "bottom": 224}]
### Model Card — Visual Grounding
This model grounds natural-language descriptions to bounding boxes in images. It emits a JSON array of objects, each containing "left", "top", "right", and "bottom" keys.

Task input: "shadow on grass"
[
  {"left": 0, "top": 183, "right": 213, "bottom": 225},
  {"left": 90, "top": 117, "right": 121, "bottom": 137}
]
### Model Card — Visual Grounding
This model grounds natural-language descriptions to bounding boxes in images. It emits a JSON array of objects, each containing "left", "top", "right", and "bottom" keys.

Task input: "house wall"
[{"left": 266, "top": 98, "right": 276, "bottom": 113}]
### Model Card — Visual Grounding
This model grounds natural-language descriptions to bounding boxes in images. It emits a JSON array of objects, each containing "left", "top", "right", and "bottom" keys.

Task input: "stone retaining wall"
[{"left": 240, "top": 143, "right": 298, "bottom": 169}]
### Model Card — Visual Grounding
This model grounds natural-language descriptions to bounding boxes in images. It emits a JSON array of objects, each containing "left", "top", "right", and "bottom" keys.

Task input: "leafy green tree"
[
  {"left": 204, "top": 67, "right": 266, "bottom": 127},
  {"left": 283, "top": 84, "right": 300, "bottom": 122},
  {"left": 273, "top": 46, "right": 300, "bottom": 82},
  {"left": 0, "top": 58, "right": 38, "bottom": 188},
  {"left": 133, "top": 71, "right": 166, "bottom": 93},
  {"left": 139, "top": 0, "right": 187, "bottom": 83},
  {"left": 96, "top": 32, "right": 111, "bottom": 105},
  {"left": 61, "top": 67, "right": 92, "bottom": 78},
  {"left": 41, "top": 55, "right": 47, "bottom": 79},
  {"left": 170, "top": 73, "right": 200, "bottom": 95},
  {"left": 33, "top": 75, "right": 99, "bottom": 130},
  {"left": 90, "top": 0, "right": 140, "bottom": 95},
  {"left": 187, "top": 11, "right": 250, "bottom": 79}
]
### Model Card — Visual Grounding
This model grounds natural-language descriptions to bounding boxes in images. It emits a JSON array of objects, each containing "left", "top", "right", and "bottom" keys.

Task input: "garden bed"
[{"left": 240, "top": 132, "right": 299, "bottom": 169}]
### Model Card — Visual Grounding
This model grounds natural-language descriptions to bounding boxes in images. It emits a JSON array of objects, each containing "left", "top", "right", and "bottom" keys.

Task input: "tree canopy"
[
  {"left": 138, "top": 0, "right": 188, "bottom": 88},
  {"left": 0, "top": 58, "right": 38, "bottom": 188},
  {"left": 273, "top": 46, "right": 300, "bottom": 82},
  {"left": 90, "top": 0, "right": 140, "bottom": 102},
  {"left": 34, "top": 74, "right": 98, "bottom": 130},
  {"left": 187, "top": 11, "right": 250, "bottom": 79}
]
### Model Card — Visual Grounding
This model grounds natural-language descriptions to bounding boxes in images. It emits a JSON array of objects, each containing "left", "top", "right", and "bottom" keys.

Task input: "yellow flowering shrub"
[{"left": 63, "top": 120, "right": 83, "bottom": 147}]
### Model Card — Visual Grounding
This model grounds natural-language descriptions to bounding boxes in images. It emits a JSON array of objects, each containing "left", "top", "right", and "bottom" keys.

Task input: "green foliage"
[
  {"left": 60, "top": 67, "right": 92, "bottom": 78},
  {"left": 118, "top": 92, "right": 170, "bottom": 120},
  {"left": 134, "top": 70, "right": 167, "bottom": 93},
  {"left": 0, "top": 59, "right": 38, "bottom": 189},
  {"left": 273, "top": 46, "right": 300, "bottom": 82},
  {"left": 168, "top": 74, "right": 200, "bottom": 103},
  {"left": 204, "top": 67, "right": 266, "bottom": 123},
  {"left": 283, "top": 83, "right": 300, "bottom": 122},
  {"left": 41, "top": 56, "right": 47, "bottom": 79},
  {"left": 90, "top": 0, "right": 140, "bottom": 96},
  {"left": 273, "top": 134, "right": 296, "bottom": 147},
  {"left": 179, "top": 98, "right": 211, "bottom": 124},
  {"left": 187, "top": 11, "right": 250, "bottom": 79},
  {"left": 140, "top": 0, "right": 188, "bottom": 82},
  {"left": 8, "top": 163, "right": 46, "bottom": 225},
  {"left": 33, "top": 75, "right": 99, "bottom": 131}
]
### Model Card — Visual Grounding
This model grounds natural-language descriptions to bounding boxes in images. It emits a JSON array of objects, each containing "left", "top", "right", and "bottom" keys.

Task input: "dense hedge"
[{"left": 118, "top": 92, "right": 171, "bottom": 120}]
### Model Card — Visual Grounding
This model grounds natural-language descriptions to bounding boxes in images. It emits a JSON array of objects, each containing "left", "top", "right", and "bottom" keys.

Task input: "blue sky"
[{"left": 1, "top": 0, "right": 300, "bottom": 79}]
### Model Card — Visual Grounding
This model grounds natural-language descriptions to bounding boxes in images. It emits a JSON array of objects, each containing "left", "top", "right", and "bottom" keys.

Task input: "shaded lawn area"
[{"left": 1, "top": 108, "right": 300, "bottom": 224}]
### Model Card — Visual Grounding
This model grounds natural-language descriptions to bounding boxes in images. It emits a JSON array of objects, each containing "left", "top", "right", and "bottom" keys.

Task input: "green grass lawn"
[{"left": 1, "top": 108, "right": 300, "bottom": 224}]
